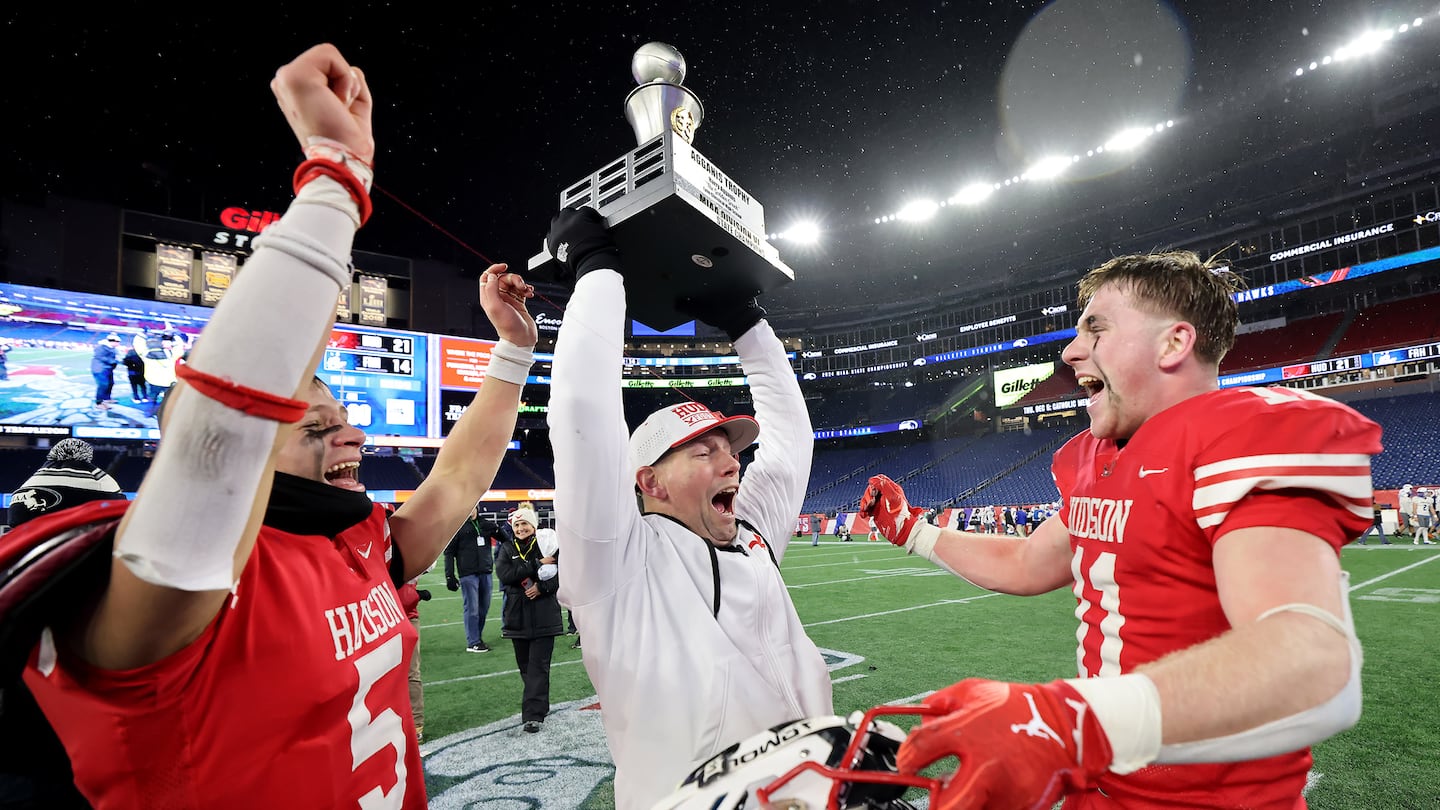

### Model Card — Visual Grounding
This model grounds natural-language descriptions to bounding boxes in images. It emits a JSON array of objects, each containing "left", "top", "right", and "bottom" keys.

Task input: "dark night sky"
[{"left": 3, "top": 2, "right": 1434, "bottom": 306}]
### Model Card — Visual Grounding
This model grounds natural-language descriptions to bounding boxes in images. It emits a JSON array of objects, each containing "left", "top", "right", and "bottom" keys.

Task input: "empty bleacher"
[
  {"left": 1330, "top": 292, "right": 1440, "bottom": 357},
  {"left": 1221, "top": 313, "right": 1345, "bottom": 373}
]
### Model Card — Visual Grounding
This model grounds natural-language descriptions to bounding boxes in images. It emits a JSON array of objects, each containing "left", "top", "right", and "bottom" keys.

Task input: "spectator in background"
[
  {"left": 444, "top": 503, "right": 496, "bottom": 653},
  {"left": 810, "top": 511, "right": 824, "bottom": 546},
  {"left": 1355, "top": 499, "right": 1389, "bottom": 545},
  {"left": 2, "top": 437, "right": 122, "bottom": 809},
  {"left": 835, "top": 521, "right": 851, "bottom": 541},
  {"left": 89, "top": 334, "right": 121, "bottom": 411},
  {"left": 397, "top": 577, "right": 431, "bottom": 741},
  {"left": 8, "top": 438, "right": 123, "bottom": 528},
  {"left": 121, "top": 344, "right": 148, "bottom": 403},
  {"left": 1002, "top": 505, "right": 1017, "bottom": 535},
  {"left": 496, "top": 506, "right": 562, "bottom": 733},
  {"left": 1413, "top": 488, "right": 1436, "bottom": 545},
  {"left": 1396, "top": 484, "right": 1415, "bottom": 540},
  {"left": 1015, "top": 504, "right": 1030, "bottom": 537}
]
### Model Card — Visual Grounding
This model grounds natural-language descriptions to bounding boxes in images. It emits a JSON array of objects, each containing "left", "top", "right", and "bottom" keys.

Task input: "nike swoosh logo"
[
  {"left": 1138, "top": 467, "right": 1169, "bottom": 478},
  {"left": 356, "top": 542, "right": 373, "bottom": 559}
]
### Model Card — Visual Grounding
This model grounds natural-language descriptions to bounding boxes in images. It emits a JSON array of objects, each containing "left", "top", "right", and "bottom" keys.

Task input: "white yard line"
[
  {"left": 1349, "top": 550, "right": 1440, "bottom": 591},
  {"left": 802, "top": 592, "right": 1003, "bottom": 627}
]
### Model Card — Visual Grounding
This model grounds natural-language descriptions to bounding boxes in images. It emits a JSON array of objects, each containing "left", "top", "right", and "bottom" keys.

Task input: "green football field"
[{"left": 412, "top": 540, "right": 1440, "bottom": 809}]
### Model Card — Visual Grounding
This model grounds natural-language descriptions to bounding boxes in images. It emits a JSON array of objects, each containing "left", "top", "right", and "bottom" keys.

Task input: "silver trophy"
[{"left": 528, "top": 42, "right": 795, "bottom": 331}]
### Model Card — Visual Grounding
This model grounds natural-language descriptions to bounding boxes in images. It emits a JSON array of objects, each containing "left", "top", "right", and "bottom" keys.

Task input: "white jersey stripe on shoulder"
[
  {"left": 1194, "top": 473, "right": 1374, "bottom": 510},
  {"left": 1194, "top": 474, "right": 1375, "bottom": 528},
  {"left": 1193, "top": 453, "right": 1373, "bottom": 481}
]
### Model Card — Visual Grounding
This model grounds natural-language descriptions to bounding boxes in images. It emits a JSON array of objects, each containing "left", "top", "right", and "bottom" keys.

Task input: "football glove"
[
  {"left": 544, "top": 206, "right": 620, "bottom": 288},
  {"left": 857, "top": 474, "right": 926, "bottom": 549},
  {"left": 677, "top": 290, "right": 767, "bottom": 342},
  {"left": 898, "top": 678, "right": 1113, "bottom": 810},
  {"left": 445, "top": 575, "right": 460, "bottom": 592}
]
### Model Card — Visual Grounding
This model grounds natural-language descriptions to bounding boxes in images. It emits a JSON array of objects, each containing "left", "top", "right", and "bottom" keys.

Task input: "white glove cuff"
[
  {"left": 486, "top": 339, "right": 535, "bottom": 386},
  {"left": 1065, "top": 673, "right": 1163, "bottom": 775}
]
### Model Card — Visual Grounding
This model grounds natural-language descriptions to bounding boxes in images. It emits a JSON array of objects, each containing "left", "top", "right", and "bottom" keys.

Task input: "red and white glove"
[
  {"left": 857, "top": 474, "right": 929, "bottom": 549},
  {"left": 898, "top": 679, "right": 1114, "bottom": 810}
]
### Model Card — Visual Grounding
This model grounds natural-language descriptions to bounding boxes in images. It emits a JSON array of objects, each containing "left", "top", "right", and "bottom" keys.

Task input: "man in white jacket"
[{"left": 545, "top": 207, "right": 832, "bottom": 810}]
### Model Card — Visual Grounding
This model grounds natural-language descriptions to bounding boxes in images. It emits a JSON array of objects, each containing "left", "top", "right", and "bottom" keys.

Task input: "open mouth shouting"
[
  {"left": 324, "top": 460, "right": 365, "bottom": 492},
  {"left": 711, "top": 486, "right": 738, "bottom": 517},
  {"left": 1077, "top": 374, "right": 1105, "bottom": 405}
]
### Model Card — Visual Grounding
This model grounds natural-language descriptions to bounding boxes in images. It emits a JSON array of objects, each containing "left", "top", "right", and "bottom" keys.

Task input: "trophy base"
[{"left": 527, "top": 133, "right": 794, "bottom": 332}]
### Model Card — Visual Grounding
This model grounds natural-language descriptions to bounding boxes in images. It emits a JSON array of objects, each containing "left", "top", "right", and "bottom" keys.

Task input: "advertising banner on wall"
[{"left": 993, "top": 361, "right": 1057, "bottom": 409}]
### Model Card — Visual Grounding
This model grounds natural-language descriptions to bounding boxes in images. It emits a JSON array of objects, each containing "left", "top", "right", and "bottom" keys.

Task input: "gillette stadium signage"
[{"left": 993, "top": 361, "right": 1057, "bottom": 408}]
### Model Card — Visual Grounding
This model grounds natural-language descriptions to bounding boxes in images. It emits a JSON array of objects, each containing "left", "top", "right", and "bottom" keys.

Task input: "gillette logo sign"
[{"left": 993, "top": 361, "right": 1057, "bottom": 409}]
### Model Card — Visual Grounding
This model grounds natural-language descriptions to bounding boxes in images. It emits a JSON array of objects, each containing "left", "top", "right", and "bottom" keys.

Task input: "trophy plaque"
[{"left": 528, "top": 42, "right": 795, "bottom": 331}]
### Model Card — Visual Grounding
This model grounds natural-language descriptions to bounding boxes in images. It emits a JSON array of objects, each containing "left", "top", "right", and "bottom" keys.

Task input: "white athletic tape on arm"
[
  {"left": 485, "top": 339, "right": 534, "bottom": 386},
  {"left": 906, "top": 521, "right": 972, "bottom": 579},
  {"left": 1158, "top": 593, "right": 1363, "bottom": 763},
  {"left": 114, "top": 203, "right": 356, "bottom": 592},
  {"left": 1065, "top": 673, "right": 1163, "bottom": 774}
]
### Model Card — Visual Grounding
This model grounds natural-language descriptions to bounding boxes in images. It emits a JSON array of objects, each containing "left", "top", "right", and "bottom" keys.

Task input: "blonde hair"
[{"left": 1078, "top": 250, "right": 1244, "bottom": 365}]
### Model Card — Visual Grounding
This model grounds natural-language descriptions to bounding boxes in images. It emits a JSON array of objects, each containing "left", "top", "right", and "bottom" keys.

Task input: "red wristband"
[
  {"left": 292, "top": 158, "right": 373, "bottom": 226},
  {"left": 175, "top": 360, "right": 309, "bottom": 422}
]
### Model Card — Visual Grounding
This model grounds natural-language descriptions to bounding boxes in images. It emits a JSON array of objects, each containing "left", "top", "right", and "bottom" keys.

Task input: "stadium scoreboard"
[{"left": 322, "top": 325, "right": 429, "bottom": 437}]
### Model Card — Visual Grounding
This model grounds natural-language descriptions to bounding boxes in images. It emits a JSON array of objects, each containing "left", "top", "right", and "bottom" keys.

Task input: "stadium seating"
[
  {"left": 1330, "top": 292, "right": 1440, "bottom": 357},
  {"left": 1221, "top": 313, "right": 1345, "bottom": 373},
  {"left": 356, "top": 455, "right": 424, "bottom": 491},
  {"left": 1346, "top": 391, "right": 1440, "bottom": 489}
]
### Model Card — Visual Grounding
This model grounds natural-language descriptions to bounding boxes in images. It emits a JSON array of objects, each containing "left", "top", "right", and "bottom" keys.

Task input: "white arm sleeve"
[
  {"left": 114, "top": 186, "right": 354, "bottom": 591},
  {"left": 549, "top": 269, "right": 643, "bottom": 607},
  {"left": 730, "top": 321, "right": 812, "bottom": 562}
]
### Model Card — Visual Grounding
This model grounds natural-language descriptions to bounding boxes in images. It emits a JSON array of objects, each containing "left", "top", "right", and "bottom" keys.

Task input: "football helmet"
[
  {"left": 0, "top": 499, "right": 127, "bottom": 680},
  {"left": 650, "top": 705, "right": 944, "bottom": 810}
]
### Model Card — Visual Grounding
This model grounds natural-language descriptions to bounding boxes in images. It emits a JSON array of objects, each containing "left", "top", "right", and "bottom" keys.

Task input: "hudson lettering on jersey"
[
  {"left": 324, "top": 583, "right": 407, "bottom": 661},
  {"left": 1068, "top": 497, "right": 1134, "bottom": 544}
]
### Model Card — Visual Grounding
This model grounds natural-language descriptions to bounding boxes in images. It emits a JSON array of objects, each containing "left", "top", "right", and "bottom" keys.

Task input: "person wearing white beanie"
[{"left": 496, "top": 506, "right": 563, "bottom": 733}]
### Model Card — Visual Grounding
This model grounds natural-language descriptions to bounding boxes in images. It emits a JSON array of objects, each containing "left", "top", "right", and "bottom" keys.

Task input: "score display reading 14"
[{"left": 321, "top": 326, "right": 429, "bottom": 437}]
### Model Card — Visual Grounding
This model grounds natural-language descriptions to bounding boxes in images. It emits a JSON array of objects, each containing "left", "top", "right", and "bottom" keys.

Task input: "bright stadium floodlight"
[
  {"left": 950, "top": 183, "right": 994, "bottom": 205},
  {"left": 783, "top": 221, "right": 822, "bottom": 244},
  {"left": 1344, "top": 29, "right": 1390, "bottom": 57},
  {"left": 896, "top": 199, "right": 940, "bottom": 222},
  {"left": 1104, "top": 127, "right": 1152, "bottom": 152},
  {"left": 1025, "top": 156, "right": 1071, "bottom": 180}
]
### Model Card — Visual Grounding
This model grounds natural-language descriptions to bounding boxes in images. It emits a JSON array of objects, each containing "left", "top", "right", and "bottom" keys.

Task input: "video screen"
[{"left": 0, "top": 282, "right": 207, "bottom": 439}]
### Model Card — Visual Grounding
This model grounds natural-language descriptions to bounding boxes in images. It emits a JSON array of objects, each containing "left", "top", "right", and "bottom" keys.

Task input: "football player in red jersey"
[
  {"left": 18, "top": 44, "right": 537, "bottom": 809},
  {"left": 859, "top": 250, "right": 1382, "bottom": 810}
]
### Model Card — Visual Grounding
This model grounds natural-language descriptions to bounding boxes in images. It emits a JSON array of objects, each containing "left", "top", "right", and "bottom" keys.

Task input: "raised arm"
[
  {"left": 546, "top": 207, "right": 639, "bottom": 605},
  {"left": 727, "top": 320, "right": 811, "bottom": 557},
  {"left": 87, "top": 44, "right": 374, "bottom": 670},
  {"left": 389, "top": 266, "right": 535, "bottom": 580}
]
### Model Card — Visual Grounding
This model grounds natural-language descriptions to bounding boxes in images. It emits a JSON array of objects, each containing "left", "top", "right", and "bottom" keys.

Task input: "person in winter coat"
[
  {"left": 444, "top": 504, "right": 498, "bottom": 652},
  {"left": 495, "top": 506, "right": 562, "bottom": 732}
]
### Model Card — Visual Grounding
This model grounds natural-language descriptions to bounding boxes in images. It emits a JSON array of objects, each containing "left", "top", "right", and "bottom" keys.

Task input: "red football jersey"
[
  {"left": 24, "top": 503, "right": 425, "bottom": 810},
  {"left": 1052, "top": 387, "right": 1381, "bottom": 809}
]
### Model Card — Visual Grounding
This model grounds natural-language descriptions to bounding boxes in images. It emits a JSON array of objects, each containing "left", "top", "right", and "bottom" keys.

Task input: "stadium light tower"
[
  {"left": 1024, "top": 156, "right": 1071, "bottom": 180},
  {"left": 781, "top": 221, "right": 822, "bottom": 244},
  {"left": 897, "top": 199, "right": 940, "bottom": 222},
  {"left": 1103, "top": 127, "right": 1152, "bottom": 152},
  {"left": 951, "top": 183, "right": 994, "bottom": 205}
]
